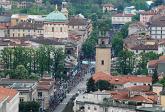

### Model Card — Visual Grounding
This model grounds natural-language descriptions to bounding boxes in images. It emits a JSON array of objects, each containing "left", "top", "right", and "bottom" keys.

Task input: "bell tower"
[{"left": 95, "top": 32, "right": 111, "bottom": 73}]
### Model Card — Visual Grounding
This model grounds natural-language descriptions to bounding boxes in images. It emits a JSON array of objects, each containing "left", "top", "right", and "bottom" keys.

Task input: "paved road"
[{"left": 53, "top": 73, "right": 91, "bottom": 112}]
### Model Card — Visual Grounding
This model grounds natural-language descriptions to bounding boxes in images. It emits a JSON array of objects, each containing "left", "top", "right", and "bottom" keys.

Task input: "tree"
[
  {"left": 82, "top": 29, "right": 99, "bottom": 59},
  {"left": 136, "top": 52, "right": 160, "bottom": 75},
  {"left": 86, "top": 77, "right": 96, "bottom": 92},
  {"left": 98, "top": 19, "right": 112, "bottom": 32},
  {"left": 0, "top": 45, "right": 66, "bottom": 79},
  {"left": 117, "top": 50, "right": 135, "bottom": 74},
  {"left": 13, "top": 65, "right": 29, "bottom": 79},
  {"left": 112, "top": 33, "right": 123, "bottom": 56},
  {"left": 82, "top": 38, "right": 96, "bottom": 59},
  {"left": 1, "top": 47, "right": 14, "bottom": 70},
  {"left": 160, "top": 77, "right": 165, "bottom": 87},
  {"left": 19, "top": 101, "right": 40, "bottom": 112},
  {"left": 132, "top": 14, "right": 140, "bottom": 21},
  {"left": 120, "top": 23, "right": 129, "bottom": 38},
  {"left": 52, "top": 48, "right": 65, "bottom": 79},
  {"left": 152, "top": 69, "right": 158, "bottom": 84},
  {"left": 95, "top": 80, "right": 113, "bottom": 91}
]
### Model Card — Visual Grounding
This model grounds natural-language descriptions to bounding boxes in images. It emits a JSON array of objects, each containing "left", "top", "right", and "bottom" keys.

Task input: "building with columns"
[
  {"left": 95, "top": 35, "right": 111, "bottom": 73},
  {"left": 43, "top": 8, "right": 68, "bottom": 39}
]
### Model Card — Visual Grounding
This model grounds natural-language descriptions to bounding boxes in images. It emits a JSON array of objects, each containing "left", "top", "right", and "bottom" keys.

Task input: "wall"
[
  {"left": 0, "top": 98, "right": 7, "bottom": 112},
  {"left": 9, "top": 29, "right": 43, "bottom": 37},
  {"left": 112, "top": 16, "right": 132, "bottom": 25},
  {"left": 103, "top": 6, "right": 114, "bottom": 12},
  {"left": 95, "top": 47, "right": 111, "bottom": 73},
  {"left": 153, "top": 86, "right": 163, "bottom": 95},
  {"left": 124, "top": 82, "right": 151, "bottom": 88},
  {"left": 150, "top": 27, "right": 165, "bottom": 39},
  {"left": 0, "top": 29, "right": 6, "bottom": 37},
  {"left": 44, "top": 22, "right": 68, "bottom": 38},
  {"left": 160, "top": 95, "right": 165, "bottom": 107},
  {"left": 7, "top": 93, "right": 19, "bottom": 112},
  {"left": 140, "top": 14, "right": 153, "bottom": 25},
  {"left": 158, "top": 44, "right": 165, "bottom": 54},
  {"left": 75, "top": 102, "right": 136, "bottom": 112},
  {"left": 130, "top": 49, "right": 158, "bottom": 55},
  {"left": 158, "top": 63, "right": 165, "bottom": 74}
]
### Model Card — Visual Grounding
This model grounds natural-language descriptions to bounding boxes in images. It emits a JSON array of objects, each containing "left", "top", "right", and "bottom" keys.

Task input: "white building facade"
[
  {"left": 150, "top": 16, "right": 165, "bottom": 39},
  {"left": 73, "top": 91, "right": 136, "bottom": 112},
  {"left": 112, "top": 13, "right": 133, "bottom": 25}
]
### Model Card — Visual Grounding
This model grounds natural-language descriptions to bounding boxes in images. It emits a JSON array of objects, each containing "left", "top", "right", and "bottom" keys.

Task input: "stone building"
[
  {"left": 95, "top": 34, "right": 111, "bottom": 73},
  {"left": 9, "top": 22, "right": 43, "bottom": 37},
  {"left": 149, "top": 15, "right": 165, "bottom": 39},
  {"left": 43, "top": 8, "right": 68, "bottom": 39}
]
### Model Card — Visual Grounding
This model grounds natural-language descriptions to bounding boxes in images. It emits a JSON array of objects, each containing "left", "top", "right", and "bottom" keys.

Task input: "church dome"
[{"left": 45, "top": 10, "right": 67, "bottom": 22}]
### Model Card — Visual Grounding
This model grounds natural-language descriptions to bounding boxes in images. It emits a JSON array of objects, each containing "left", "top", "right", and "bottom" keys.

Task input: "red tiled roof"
[
  {"left": 148, "top": 56, "right": 165, "bottom": 68},
  {"left": 144, "top": 91, "right": 157, "bottom": 95},
  {"left": 93, "top": 72, "right": 152, "bottom": 85},
  {"left": 110, "top": 90, "right": 156, "bottom": 104},
  {"left": 37, "top": 78, "right": 54, "bottom": 91},
  {"left": 159, "top": 56, "right": 165, "bottom": 60},
  {"left": 148, "top": 60, "right": 158, "bottom": 68},
  {"left": 150, "top": 15, "right": 165, "bottom": 27},
  {"left": 0, "top": 25, "right": 6, "bottom": 29},
  {"left": 110, "top": 91, "right": 129, "bottom": 100},
  {"left": 128, "top": 95, "right": 154, "bottom": 103},
  {"left": 0, "top": 87, "right": 18, "bottom": 102},
  {"left": 155, "top": 5, "right": 165, "bottom": 13},
  {"left": 92, "top": 71, "right": 111, "bottom": 82},
  {"left": 125, "top": 85, "right": 150, "bottom": 92},
  {"left": 158, "top": 40, "right": 165, "bottom": 45},
  {"left": 158, "top": 58, "right": 165, "bottom": 64},
  {"left": 139, "top": 10, "right": 157, "bottom": 15},
  {"left": 131, "top": 44, "right": 158, "bottom": 50},
  {"left": 109, "top": 75, "right": 152, "bottom": 84}
]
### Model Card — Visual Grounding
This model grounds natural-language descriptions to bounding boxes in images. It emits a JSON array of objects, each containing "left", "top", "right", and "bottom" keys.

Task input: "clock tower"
[{"left": 95, "top": 33, "right": 111, "bottom": 73}]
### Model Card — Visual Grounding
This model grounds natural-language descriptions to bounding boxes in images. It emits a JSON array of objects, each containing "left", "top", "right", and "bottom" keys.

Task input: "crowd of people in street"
[{"left": 48, "top": 64, "right": 87, "bottom": 111}]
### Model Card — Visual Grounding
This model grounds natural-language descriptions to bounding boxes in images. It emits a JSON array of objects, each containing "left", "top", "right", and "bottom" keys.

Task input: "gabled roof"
[
  {"left": 139, "top": 10, "right": 157, "bottom": 15},
  {"left": 92, "top": 72, "right": 152, "bottom": 85},
  {"left": 0, "top": 95, "right": 7, "bottom": 103},
  {"left": 148, "top": 60, "right": 158, "bottom": 68},
  {"left": 125, "top": 85, "right": 150, "bottom": 92},
  {"left": 0, "top": 87, "right": 18, "bottom": 102},
  {"left": 110, "top": 90, "right": 157, "bottom": 104},
  {"left": 9, "top": 22, "right": 43, "bottom": 29},
  {"left": 92, "top": 71, "right": 111, "bottom": 82},
  {"left": 130, "top": 44, "right": 158, "bottom": 50},
  {"left": 148, "top": 56, "right": 165, "bottom": 68},
  {"left": 158, "top": 40, "right": 165, "bottom": 45},
  {"left": 68, "top": 16, "right": 88, "bottom": 26},
  {"left": 128, "top": 95, "right": 154, "bottom": 103},
  {"left": 37, "top": 77, "right": 54, "bottom": 91},
  {"left": 149, "top": 15, "right": 165, "bottom": 27}
]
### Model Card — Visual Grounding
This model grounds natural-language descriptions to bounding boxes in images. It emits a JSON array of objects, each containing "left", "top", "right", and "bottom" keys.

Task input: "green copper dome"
[{"left": 45, "top": 10, "right": 67, "bottom": 22}]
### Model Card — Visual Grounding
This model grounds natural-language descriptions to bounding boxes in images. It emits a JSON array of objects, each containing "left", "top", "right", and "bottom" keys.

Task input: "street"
[{"left": 53, "top": 73, "right": 91, "bottom": 112}]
